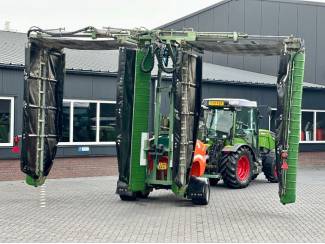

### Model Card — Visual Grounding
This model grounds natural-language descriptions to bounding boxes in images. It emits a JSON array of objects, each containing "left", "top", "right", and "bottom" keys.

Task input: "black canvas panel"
[{"left": 116, "top": 48, "right": 136, "bottom": 184}]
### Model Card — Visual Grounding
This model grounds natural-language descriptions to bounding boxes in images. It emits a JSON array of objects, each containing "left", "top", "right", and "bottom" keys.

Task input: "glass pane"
[
  {"left": 61, "top": 101, "right": 70, "bottom": 142},
  {"left": 73, "top": 102, "right": 97, "bottom": 142},
  {"left": 236, "top": 108, "right": 256, "bottom": 146},
  {"left": 301, "top": 111, "right": 314, "bottom": 141},
  {"left": 316, "top": 112, "right": 325, "bottom": 141},
  {"left": 100, "top": 103, "right": 117, "bottom": 142},
  {"left": 0, "top": 99, "right": 11, "bottom": 143}
]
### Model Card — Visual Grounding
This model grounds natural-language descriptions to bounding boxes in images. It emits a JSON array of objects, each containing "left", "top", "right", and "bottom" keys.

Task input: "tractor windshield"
[{"left": 203, "top": 109, "right": 234, "bottom": 138}]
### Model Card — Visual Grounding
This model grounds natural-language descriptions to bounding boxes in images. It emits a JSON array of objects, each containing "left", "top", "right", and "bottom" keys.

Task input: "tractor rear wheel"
[
  {"left": 220, "top": 147, "right": 253, "bottom": 189},
  {"left": 262, "top": 153, "right": 278, "bottom": 183},
  {"left": 209, "top": 178, "right": 219, "bottom": 186},
  {"left": 251, "top": 173, "right": 259, "bottom": 180}
]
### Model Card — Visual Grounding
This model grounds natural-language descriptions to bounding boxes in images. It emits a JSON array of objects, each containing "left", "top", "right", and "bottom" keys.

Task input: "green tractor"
[{"left": 199, "top": 98, "right": 278, "bottom": 188}]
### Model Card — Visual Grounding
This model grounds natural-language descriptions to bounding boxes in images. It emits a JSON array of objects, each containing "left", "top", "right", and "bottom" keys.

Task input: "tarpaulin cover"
[
  {"left": 21, "top": 42, "right": 65, "bottom": 179},
  {"left": 30, "top": 37, "right": 135, "bottom": 50},
  {"left": 172, "top": 52, "right": 202, "bottom": 187},
  {"left": 274, "top": 53, "right": 291, "bottom": 189},
  {"left": 189, "top": 38, "right": 284, "bottom": 56},
  {"left": 115, "top": 48, "right": 136, "bottom": 184}
]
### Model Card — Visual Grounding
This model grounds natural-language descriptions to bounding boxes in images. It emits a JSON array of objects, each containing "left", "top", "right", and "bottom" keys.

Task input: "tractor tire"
[
  {"left": 251, "top": 173, "right": 259, "bottom": 180},
  {"left": 192, "top": 182, "right": 210, "bottom": 205},
  {"left": 119, "top": 193, "right": 137, "bottom": 201},
  {"left": 209, "top": 178, "right": 219, "bottom": 186},
  {"left": 220, "top": 147, "right": 253, "bottom": 189},
  {"left": 136, "top": 191, "right": 150, "bottom": 199},
  {"left": 262, "top": 153, "right": 278, "bottom": 183}
]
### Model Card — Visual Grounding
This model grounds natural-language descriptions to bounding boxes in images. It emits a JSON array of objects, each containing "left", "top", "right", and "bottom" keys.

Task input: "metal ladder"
[{"left": 36, "top": 52, "right": 47, "bottom": 178}]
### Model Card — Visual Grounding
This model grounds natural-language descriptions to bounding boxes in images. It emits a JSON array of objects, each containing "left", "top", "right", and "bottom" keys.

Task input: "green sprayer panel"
[
  {"left": 281, "top": 52, "right": 305, "bottom": 204},
  {"left": 129, "top": 50, "right": 151, "bottom": 192}
]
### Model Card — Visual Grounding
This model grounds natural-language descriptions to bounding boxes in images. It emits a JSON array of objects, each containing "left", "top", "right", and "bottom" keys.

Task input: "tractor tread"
[
  {"left": 220, "top": 147, "right": 253, "bottom": 189},
  {"left": 262, "top": 153, "right": 278, "bottom": 183}
]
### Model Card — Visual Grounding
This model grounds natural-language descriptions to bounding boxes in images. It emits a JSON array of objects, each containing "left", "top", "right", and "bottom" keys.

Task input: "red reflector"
[
  {"left": 11, "top": 136, "right": 20, "bottom": 154},
  {"left": 281, "top": 161, "right": 288, "bottom": 170}
]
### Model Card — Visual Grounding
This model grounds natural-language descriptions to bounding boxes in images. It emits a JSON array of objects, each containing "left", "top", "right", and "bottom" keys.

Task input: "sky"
[
  {"left": 0, "top": 0, "right": 219, "bottom": 32},
  {"left": 0, "top": 0, "right": 324, "bottom": 33}
]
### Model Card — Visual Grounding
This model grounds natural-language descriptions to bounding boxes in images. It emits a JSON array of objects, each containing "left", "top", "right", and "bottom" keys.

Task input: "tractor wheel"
[
  {"left": 119, "top": 193, "right": 137, "bottom": 201},
  {"left": 220, "top": 147, "right": 253, "bottom": 189},
  {"left": 262, "top": 153, "right": 278, "bottom": 183},
  {"left": 209, "top": 178, "right": 219, "bottom": 186},
  {"left": 192, "top": 181, "right": 210, "bottom": 205},
  {"left": 136, "top": 191, "right": 150, "bottom": 199},
  {"left": 251, "top": 173, "right": 259, "bottom": 180}
]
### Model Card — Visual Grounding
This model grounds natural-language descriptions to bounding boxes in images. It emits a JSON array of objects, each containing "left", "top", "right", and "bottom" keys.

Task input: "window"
[
  {"left": 316, "top": 112, "right": 325, "bottom": 141},
  {"left": 62, "top": 101, "right": 70, "bottom": 142},
  {"left": 73, "top": 102, "right": 97, "bottom": 142},
  {"left": 100, "top": 103, "right": 117, "bottom": 142},
  {"left": 0, "top": 97, "right": 14, "bottom": 146},
  {"left": 301, "top": 111, "right": 314, "bottom": 142},
  {"left": 269, "top": 108, "right": 325, "bottom": 143},
  {"left": 59, "top": 100, "right": 116, "bottom": 145}
]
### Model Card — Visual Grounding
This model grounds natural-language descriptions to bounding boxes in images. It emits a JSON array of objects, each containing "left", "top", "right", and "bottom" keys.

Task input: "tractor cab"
[{"left": 199, "top": 98, "right": 259, "bottom": 149}]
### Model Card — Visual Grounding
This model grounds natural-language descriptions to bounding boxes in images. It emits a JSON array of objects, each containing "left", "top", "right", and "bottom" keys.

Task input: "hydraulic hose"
[{"left": 140, "top": 43, "right": 178, "bottom": 74}]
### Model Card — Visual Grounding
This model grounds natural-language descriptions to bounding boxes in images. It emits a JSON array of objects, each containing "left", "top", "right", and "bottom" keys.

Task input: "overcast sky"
[
  {"left": 0, "top": 0, "right": 324, "bottom": 33},
  {"left": 0, "top": 0, "right": 219, "bottom": 32}
]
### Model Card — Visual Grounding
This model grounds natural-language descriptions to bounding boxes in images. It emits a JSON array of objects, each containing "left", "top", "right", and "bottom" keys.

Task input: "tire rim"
[{"left": 237, "top": 155, "right": 250, "bottom": 181}]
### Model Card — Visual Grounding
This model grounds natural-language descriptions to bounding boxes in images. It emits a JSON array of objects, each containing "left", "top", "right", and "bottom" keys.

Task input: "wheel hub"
[{"left": 237, "top": 155, "right": 250, "bottom": 181}]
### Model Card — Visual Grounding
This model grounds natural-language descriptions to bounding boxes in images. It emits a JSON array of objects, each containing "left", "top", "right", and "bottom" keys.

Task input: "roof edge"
[{"left": 264, "top": 0, "right": 325, "bottom": 7}]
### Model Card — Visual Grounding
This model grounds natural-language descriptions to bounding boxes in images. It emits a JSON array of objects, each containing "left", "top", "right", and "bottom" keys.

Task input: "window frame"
[
  {"left": 300, "top": 109, "right": 325, "bottom": 144},
  {"left": 268, "top": 108, "right": 325, "bottom": 144},
  {"left": 58, "top": 99, "right": 116, "bottom": 146},
  {"left": 0, "top": 97, "right": 14, "bottom": 147}
]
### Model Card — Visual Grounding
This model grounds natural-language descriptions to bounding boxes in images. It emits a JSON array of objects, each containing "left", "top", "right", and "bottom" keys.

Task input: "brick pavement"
[
  {"left": 0, "top": 157, "right": 118, "bottom": 181},
  {"left": 0, "top": 167, "right": 324, "bottom": 242}
]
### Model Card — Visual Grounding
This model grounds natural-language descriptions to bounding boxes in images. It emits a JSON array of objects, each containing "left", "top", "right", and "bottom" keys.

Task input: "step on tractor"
[
  {"left": 18, "top": 26, "right": 305, "bottom": 205},
  {"left": 199, "top": 98, "right": 278, "bottom": 189}
]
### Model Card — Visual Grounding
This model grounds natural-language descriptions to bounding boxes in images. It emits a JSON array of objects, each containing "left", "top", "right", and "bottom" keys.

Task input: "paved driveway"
[{"left": 0, "top": 167, "right": 324, "bottom": 242}]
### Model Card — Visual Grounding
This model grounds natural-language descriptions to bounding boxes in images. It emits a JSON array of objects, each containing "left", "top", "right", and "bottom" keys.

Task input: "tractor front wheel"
[{"left": 220, "top": 147, "right": 253, "bottom": 189}]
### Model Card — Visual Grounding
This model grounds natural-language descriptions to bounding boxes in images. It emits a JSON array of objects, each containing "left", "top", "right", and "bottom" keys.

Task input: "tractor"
[{"left": 198, "top": 98, "right": 278, "bottom": 189}]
